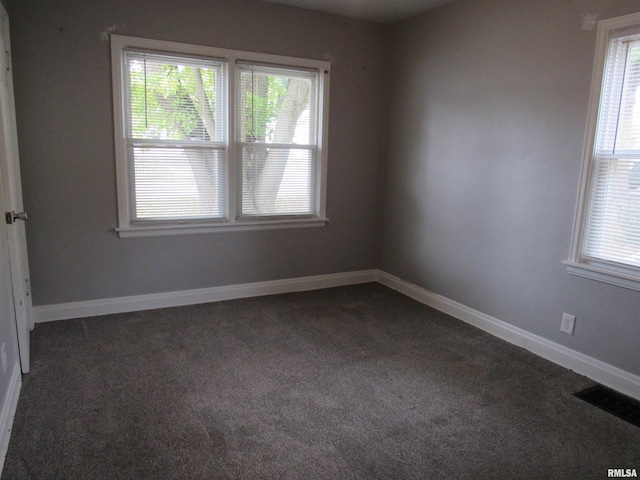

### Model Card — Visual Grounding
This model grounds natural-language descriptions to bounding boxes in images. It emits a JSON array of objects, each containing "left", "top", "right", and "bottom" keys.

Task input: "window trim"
[
  {"left": 111, "top": 35, "right": 330, "bottom": 238},
  {"left": 566, "top": 11, "right": 640, "bottom": 292}
]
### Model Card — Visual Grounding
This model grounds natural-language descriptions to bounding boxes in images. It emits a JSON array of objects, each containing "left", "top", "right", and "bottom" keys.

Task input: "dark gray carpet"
[{"left": 2, "top": 283, "right": 639, "bottom": 479}]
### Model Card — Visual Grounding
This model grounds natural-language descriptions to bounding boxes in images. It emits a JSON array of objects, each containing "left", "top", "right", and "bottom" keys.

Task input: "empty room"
[{"left": 0, "top": 0, "right": 638, "bottom": 478}]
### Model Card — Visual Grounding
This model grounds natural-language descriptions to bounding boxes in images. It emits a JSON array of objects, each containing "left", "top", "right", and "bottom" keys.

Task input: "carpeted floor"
[{"left": 2, "top": 283, "right": 639, "bottom": 479}]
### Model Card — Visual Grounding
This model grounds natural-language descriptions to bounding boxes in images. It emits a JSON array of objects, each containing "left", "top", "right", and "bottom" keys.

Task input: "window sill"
[
  {"left": 563, "top": 260, "right": 640, "bottom": 292},
  {"left": 116, "top": 217, "right": 329, "bottom": 238}
]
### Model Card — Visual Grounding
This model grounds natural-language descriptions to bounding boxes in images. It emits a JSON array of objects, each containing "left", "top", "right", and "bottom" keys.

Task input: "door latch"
[{"left": 5, "top": 211, "right": 27, "bottom": 225}]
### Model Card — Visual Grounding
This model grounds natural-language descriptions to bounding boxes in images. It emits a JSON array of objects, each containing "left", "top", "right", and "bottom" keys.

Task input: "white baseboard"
[
  {"left": 32, "top": 268, "right": 640, "bottom": 400},
  {"left": 34, "top": 270, "right": 379, "bottom": 323},
  {"left": 376, "top": 270, "right": 640, "bottom": 401},
  {"left": 0, "top": 363, "right": 21, "bottom": 474}
]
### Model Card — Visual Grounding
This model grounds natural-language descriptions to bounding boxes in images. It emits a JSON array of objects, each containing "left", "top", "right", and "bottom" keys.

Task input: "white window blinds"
[
  {"left": 584, "top": 33, "right": 640, "bottom": 269},
  {"left": 123, "top": 51, "right": 227, "bottom": 222}
]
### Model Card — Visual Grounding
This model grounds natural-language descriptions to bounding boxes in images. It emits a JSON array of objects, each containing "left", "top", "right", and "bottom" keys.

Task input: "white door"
[
  {"left": 0, "top": 158, "right": 18, "bottom": 377},
  {"left": 0, "top": 5, "right": 32, "bottom": 374}
]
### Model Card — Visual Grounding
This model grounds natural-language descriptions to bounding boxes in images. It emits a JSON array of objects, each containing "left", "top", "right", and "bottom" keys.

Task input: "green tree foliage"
[
  {"left": 243, "top": 75, "right": 288, "bottom": 142},
  {"left": 128, "top": 59, "right": 218, "bottom": 141}
]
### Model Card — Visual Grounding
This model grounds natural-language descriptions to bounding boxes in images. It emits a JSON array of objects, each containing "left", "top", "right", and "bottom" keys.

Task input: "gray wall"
[
  {"left": 381, "top": 0, "right": 640, "bottom": 375},
  {"left": 8, "top": 0, "right": 388, "bottom": 306}
]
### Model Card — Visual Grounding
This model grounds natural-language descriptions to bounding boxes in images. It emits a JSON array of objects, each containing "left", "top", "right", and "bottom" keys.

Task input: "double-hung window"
[
  {"left": 567, "top": 12, "right": 640, "bottom": 290},
  {"left": 236, "top": 63, "right": 320, "bottom": 219},
  {"left": 111, "top": 35, "right": 330, "bottom": 237}
]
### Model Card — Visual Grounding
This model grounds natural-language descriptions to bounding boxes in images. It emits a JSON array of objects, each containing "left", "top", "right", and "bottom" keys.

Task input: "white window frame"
[
  {"left": 565, "top": 11, "right": 640, "bottom": 291},
  {"left": 111, "top": 35, "right": 330, "bottom": 238}
]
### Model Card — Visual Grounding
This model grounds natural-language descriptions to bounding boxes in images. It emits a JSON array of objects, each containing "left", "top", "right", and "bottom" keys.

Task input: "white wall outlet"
[
  {"left": 1, "top": 343, "right": 6, "bottom": 374},
  {"left": 561, "top": 313, "right": 576, "bottom": 335}
]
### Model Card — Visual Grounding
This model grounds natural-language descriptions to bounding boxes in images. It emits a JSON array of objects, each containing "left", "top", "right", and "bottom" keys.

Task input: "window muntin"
[{"left": 111, "top": 36, "right": 330, "bottom": 236}]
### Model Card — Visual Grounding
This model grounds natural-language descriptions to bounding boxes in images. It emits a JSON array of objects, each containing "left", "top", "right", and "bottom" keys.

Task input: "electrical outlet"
[
  {"left": 561, "top": 313, "right": 576, "bottom": 335},
  {"left": 1, "top": 343, "right": 6, "bottom": 374}
]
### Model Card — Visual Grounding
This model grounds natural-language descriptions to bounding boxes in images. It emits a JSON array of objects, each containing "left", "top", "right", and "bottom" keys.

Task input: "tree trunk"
[
  {"left": 190, "top": 67, "right": 217, "bottom": 141},
  {"left": 254, "top": 78, "right": 310, "bottom": 213},
  {"left": 185, "top": 68, "right": 219, "bottom": 214}
]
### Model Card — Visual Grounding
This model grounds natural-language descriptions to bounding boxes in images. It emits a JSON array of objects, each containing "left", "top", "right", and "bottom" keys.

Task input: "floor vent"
[{"left": 575, "top": 385, "right": 640, "bottom": 428}]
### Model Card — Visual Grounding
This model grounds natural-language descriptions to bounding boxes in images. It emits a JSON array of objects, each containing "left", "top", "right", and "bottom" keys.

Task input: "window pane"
[
  {"left": 239, "top": 146, "right": 316, "bottom": 217},
  {"left": 614, "top": 40, "right": 640, "bottom": 153},
  {"left": 125, "top": 52, "right": 225, "bottom": 142},
  {"left": 596, "top": 37, "right": 640, "bottom": 155},
  {"left": 131, "top": 146, "right": 226, "bottom": 221},
  {"left": 236, "top": 65, "right": 318, "bottom": 145},
  {"left": 585, "top": 157, "right": 640, "bottom": 267}
]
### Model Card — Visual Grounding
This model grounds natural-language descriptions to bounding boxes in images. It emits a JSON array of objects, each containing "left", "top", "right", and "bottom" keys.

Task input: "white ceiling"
[{"left": 260, "top": 0, "right": 456, "bottom": 25}]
